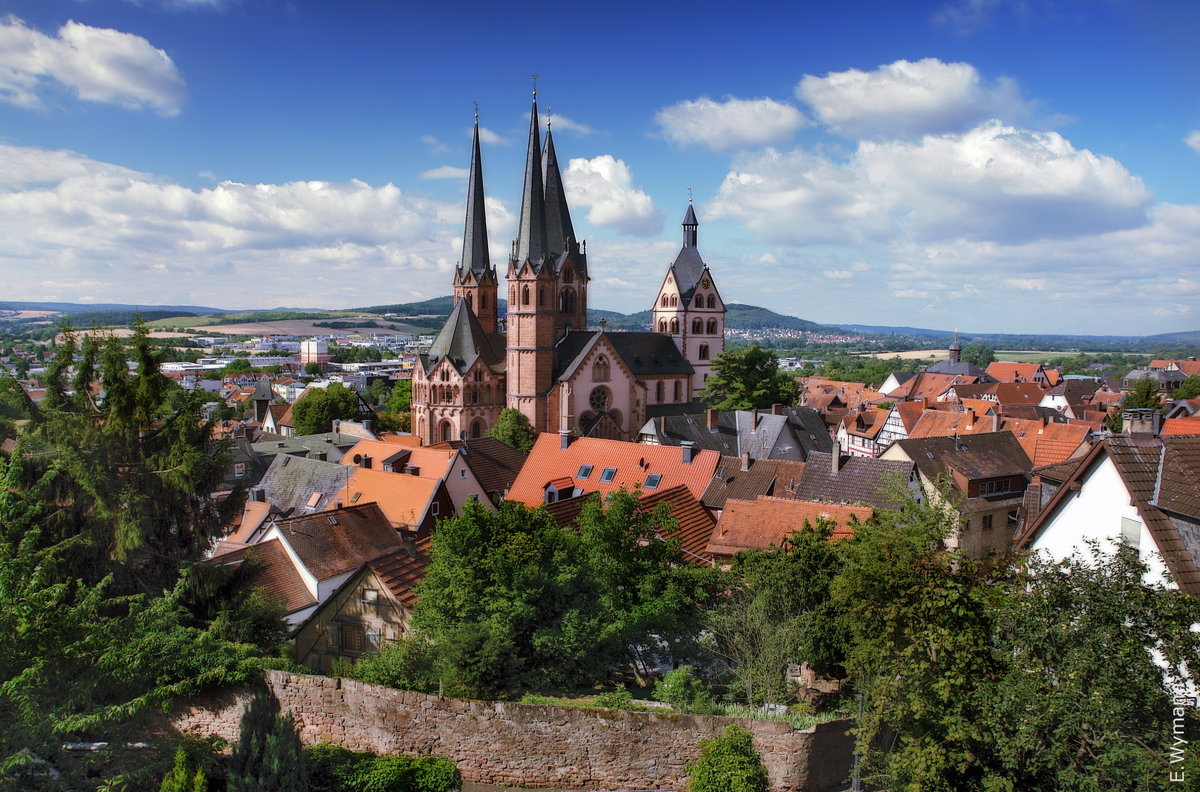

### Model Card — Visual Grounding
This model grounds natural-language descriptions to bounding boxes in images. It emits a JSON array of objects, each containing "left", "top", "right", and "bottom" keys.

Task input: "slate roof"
[
  {"left": 209, "top": 538, "right": 316, "bottom": 615},
  {"left": 431, "top": 435, "right": 528, "bottom": 503},
  {"left": 423, "top": 300, "right": 506, "bottom": 377},
  {"left": 641, "top": 407, "right": 830, "bottom": 463},
  {"left": 257, "top": 455, "right": 352, "bottom": 515},
  {"left": 554, "top": 330, "right": 694, "bottom": 381},
  {"left": 894, "top": 432, "right": 1032, "bottom": 483},
  {"left": 702, "top": 456, "right": 790, "bottom": 510},
  {"left": 270, "top": 502, "right": 404, "bottom": 581},
  {"left": 507, "top": 434, "right": 721, "bottom": 507},
  {"left": 707, "top": 496, "right": 872, "bottom": 558},
  {"left": 789, "top": 451, "right": 915, "bottom": 509}
]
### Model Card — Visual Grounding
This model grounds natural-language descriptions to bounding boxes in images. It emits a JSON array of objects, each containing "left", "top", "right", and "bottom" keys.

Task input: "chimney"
[
  {"left": 992, "top": 412, "right": 1000, "bottom": 432},
  {"left": 772, "top": 403, "right": 783, "bottom": 416},
  {"left": 362, "top": 418, "right": 374, "bottom": 434},
  {"left": 681, "top": 440, "right": 696, "bottom": 465},
  {"left": 707, "top": 408, "right": 719, "bottom": 432},
  {"left": 332, "top": 419, "right": 341, "bottom": 434},
  {"left": 831, "top": 450, "right": 842, "bottom": 475},
  {"left": 751, "top": 409, "right": 759, "bottom": 429},
  {"left": 250, "top": 487, "right": 265, "bottom": 503},
  {"left": 560, "top": 429, "right": 572, "bottom": 450},
  {"left": 740, "top": 451, "right": 750, "bottom": 472}
]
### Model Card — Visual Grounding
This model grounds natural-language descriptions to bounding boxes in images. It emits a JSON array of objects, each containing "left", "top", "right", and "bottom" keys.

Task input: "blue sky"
[{"left": 1, "top": 0, "right": 1198, "bottom": 336}]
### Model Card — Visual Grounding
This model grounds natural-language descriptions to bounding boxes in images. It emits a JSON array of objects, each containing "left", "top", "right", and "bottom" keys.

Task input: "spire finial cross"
[
  {"left": 687, "top": 186, "right": 694, "bottom": 204},
  {"left": 473, "top": 100, "right": 478, "bottom": 122},
  {"left": 531, "top": 74, "right": 538, "bottom": 98},
  {"left": 546, "top": 106, "right": 552, "bottom": 129}
]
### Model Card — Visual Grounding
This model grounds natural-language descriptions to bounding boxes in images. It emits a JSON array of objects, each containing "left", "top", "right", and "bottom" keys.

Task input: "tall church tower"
[
  {"left": 652, "top": 204, "right": 725, "bottom": 393},
  {"left": 505, "top": 95, "right": 588, "bottom": 432},
  {"left": 452, "top": 115, "right": 499, "bottom": 332}
]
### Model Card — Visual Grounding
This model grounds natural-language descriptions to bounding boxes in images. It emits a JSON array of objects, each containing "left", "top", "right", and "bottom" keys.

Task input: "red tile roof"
[
  {"left": 270, "top": 501, "right": 405, "bottom": 581},
  {"left": 986, "top": 362, "right": 1045, "bottom": 382},
  {"left": 340, "top": 467, "right": 441, "bottom": 528},
  {"left": 368, "top": 536, "right": 432, "bottom": 610},
  {"left": 1162, "top": 417, "right": 1200, "bottom": 436},
  {"left": 639, "top": 484, "right": 717, "bottom": 566},
  {"left": 707, "top": 496, "right": 872, "bottom": 558},
  {"left": 507, "top": 434, "right": 721, "bottom": 506},
  {"left": 209, "top": 538, "right": 316, "bottom": 614}
]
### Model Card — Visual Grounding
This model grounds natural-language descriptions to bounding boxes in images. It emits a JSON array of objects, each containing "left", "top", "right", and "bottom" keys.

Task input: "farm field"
[{"left": 147, "top": 314, "right": 435, "bottom": 337}]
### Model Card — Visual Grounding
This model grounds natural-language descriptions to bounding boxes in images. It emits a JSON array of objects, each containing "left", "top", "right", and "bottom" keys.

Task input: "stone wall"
[{"left": 172, "top": 670, "right": 854, "bottom": 792}]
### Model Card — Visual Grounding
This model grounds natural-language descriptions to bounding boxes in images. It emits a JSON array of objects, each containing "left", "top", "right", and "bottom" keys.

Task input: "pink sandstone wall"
[{"left": 171, "top": 670, "right": 854, "bottom": 792}]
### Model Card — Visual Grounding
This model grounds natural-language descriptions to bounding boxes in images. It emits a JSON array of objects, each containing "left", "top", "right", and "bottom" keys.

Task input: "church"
[{"left": 411, "top": 96, "right": 726, "bottom": 445}]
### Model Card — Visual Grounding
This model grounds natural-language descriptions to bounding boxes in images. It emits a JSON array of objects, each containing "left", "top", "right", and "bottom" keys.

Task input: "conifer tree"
[{"left": 227, "top": 688, "right": 308, "bottom": 792}]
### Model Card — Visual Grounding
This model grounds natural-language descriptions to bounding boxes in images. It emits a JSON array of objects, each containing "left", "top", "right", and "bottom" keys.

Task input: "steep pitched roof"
[
  {"left": 986, "top": 362, "right": 1045, "bottom": 382},
  {"left": 516, "top": 98, "right": 547, "bottom": 265},
  {"left": 894, "top": 432, "right": 1032, "bottom": 483},
  {"left": 707, "top": 496, "right": 872, "bottom": 558},
  {"left": 1017, "top": 437, "right": 1200, "bottom": 594},
  {"left": 459, "top": 117, "right": 492, "bottom": 277},
  {"left": 507, "top": 434, "right": 721, "bottom": 506},
  {"left": 340, "top": 439, "right": 457, "bottom": 479},
  {"left": 639, "top": 484, "right": 717, "bottom": 565},
  {"left": 209, "top": 538, "right": 316, "bottom": 614},
  {"left": 424, "top": 300, "right": 506, "bottom": 376},
  {"left": 257, "top": 455, "right": 351, "bottom": 515},
  {"left": 702, "top": 456, "right": 787, "bottom": 510},
  {"left": 790, "top": 451, "right": 914, "bottom": 508},
  {"left": 542, "top": 127, "right": 576, "bottom": 262},
  {"left": 271, "top": 501, "right": 404, "bottom": 581},
  {"left": 368, "top": 536, "right": 433, "bottom": 610},
  {"left": 431, "top": 435, "right": 528, "bottom": 501},
  {"left": 341, "top": 467, "right": 441, "bottom": 528},
  {"left": 554, "top": 330, "right": 694, "bottom": 383}
]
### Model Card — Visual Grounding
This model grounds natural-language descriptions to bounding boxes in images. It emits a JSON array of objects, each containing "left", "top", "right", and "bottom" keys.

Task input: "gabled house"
[
  {"left": 638, "top": 405, "right": 831, "bottom": 462},
  {"left": 986, "top": 361, "right": 1049, "bottom": 385},
  {"left": 837, "top": 407, "right": 891, "bottom": 458},
  {"left": 430, "top": 435, "right": 529, "bottom": 506},
  {"left": 882, "top": 432, "right": 1032, "bottom": 559},
  {"left": 1015, "top": 436, "right": 1200, "bottom": 594},
  {"left": 340, "top": 438, "right": 491, "bottom": 514},
  {"left": 700, "top": 455, "right": 808, "bottom": 514},
  {"left": 293, "top": 536, "right": 431, "bottom": 673},
  {"left": 784, "top": 450, "right": 916, "bottom": 510}
]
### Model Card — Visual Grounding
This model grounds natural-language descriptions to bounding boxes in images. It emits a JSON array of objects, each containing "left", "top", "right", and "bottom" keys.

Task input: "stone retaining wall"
[{"left": 171, "top": 670, "right": 854, "bottom": 792}]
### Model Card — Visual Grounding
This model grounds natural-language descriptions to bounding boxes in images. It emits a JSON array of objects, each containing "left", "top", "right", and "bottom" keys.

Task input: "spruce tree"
[{"left": 228, "top": 687, "right": 308, "bottom": 792}]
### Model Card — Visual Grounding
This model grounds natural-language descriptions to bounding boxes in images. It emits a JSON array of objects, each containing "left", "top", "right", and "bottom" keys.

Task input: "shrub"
[
  {"left": 594, "top": 686, "right": 633, "bottom": 710},
  {"left": 304, "top": 744, "right": 460, "bottom": 792},
  {"left": 654, "top": 666, "right": 716, "bottom": 715},
  {"left": 686, "top": 724, "right": 769, "bottom": 792}
]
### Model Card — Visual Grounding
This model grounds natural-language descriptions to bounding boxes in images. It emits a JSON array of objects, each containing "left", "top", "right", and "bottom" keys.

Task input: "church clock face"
[
  {"left": 701, "top": 277, "right": 711, "bottom": 289},
  {"left": 589, "top": 386, "right": 611, "bottom": 412}
]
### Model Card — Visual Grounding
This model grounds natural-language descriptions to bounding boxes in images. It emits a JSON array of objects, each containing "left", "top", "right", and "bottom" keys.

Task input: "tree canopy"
[
  {"left": 292, "top": 383, "right": 366, "bottom": 435},
  {"left": 486, "top": 407, "right": 537, "bottom": 454},
  {"left": 1122, "top": 376, "right": 1162, "bottom": 410},
  {"left": 700, "top": 346, "right": 799, "bottom": 411}
]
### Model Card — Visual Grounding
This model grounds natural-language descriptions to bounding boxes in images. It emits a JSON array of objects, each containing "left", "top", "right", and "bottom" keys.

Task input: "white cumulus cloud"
[
  {"left": 562, "top": 155, "right": 664, "bottom": 236},
  {"left": 419, "top": 166, "right": 469, "bottom": 180},
  {"left": 796, "top": 58, "right": 1030, "bottom": 139},
  {"left": 655, "top": 96, "right": 808, "bottom": 150},
  {"left": 0, "top": 16, "right": 186, "bottom": 115},
  {"left": 1186, "top": 131, "right": 1200, "bottom": 156},
  {"left": 709, "top": 120, "right": 1151, "bottom": 246},
  {"left": 0, "top": 144, "right": 473, "bottom": 308}
]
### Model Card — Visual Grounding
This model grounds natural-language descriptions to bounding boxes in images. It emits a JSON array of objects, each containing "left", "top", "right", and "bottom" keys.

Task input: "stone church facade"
[{"left": 412, "top": 98, "right": 725, "bottom": 445}]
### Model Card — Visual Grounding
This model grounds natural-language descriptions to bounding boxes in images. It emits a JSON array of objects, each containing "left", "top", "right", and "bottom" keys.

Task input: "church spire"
[
  {"left": 515, "top": 95, "right": 547, "bottom": 264},
  {"left": 542, "top": 119, "right": 575, "bottom": 257},
  {"left": 682, "top": 202, "right": 698, "bottom": 249},
  {"left": 460, "top": 110, "right": 491, "bottom": 276}
]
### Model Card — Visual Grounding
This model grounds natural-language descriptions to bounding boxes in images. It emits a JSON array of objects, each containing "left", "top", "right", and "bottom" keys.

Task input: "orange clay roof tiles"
[
  {"left": 507, "top": 434, "right": 721, "bottom": 506},
  {"left": 707, "top": 496, "right": 872, "bottom": 558},
  {"left": 208, "top": 538, "right": 316, "bottom": 614},
  {"left": 340, "top": 467, "right": 440, "bottom": 528}
]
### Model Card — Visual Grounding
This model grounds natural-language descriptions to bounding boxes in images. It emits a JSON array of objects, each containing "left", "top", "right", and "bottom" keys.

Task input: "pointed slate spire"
[
  {"left": 682, "top": 203, "right": 698, "bottom": 248},
  {"left": 459, "top": 113, "right": 491, "bottom": 276},
  {"left": 542, "top": 125, "right": 575, "bottom": 257},
  {"left": 515, "top": 97, "right": 548, "bottom": 264}
]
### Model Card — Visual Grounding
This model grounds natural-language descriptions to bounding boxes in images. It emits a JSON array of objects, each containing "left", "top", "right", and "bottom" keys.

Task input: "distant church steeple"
[
  {"left": 452, "top": 108, "right": 498, "bottom": 333},
  {"left": 515, "top": 95, "right": 548, "bottom": 265},
  {"left": 542, "top": 118, "right": 575, "bottom": 259},
  {"left": 682, "top": 202, "right": 698, "bottom": 249}
]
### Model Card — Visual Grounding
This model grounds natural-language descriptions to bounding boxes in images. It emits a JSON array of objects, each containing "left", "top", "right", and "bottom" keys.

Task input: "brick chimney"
[
  {"left": 831, "top": 450, "right": 842, "bottom": 475},
  {"left": 707, "top": 408, "right": 719, "bottom": 432},
  {"left": 772, "top": 403, "right": 783, "bottom": 416},
  {"left": 740, "top": 451, "right": 751, "bottom": 472}
]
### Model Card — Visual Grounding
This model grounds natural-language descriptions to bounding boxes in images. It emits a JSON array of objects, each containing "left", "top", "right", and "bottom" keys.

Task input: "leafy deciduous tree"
[
  {"left": 486, "top": 407, "right": 537, "bottom": 454},
  {"left": 700, "top": 346, "right": 799, "bottom": 411},
  {"left": 292, "top": 383, "right": 366, "bottom": 436}
]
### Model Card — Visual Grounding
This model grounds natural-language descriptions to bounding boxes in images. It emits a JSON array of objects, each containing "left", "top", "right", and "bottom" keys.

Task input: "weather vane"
[
  {"left": 531, "top": 74, "right": 538, "bottom": 98},
  {"left": 473, "top": 99, "right": 478, "bottom": 121},
  {"left": 546, "top": 106, "right": 553, "bottom": 129},
  {"left": 687, "top": 187, "right": 694, "bottom": 204}
]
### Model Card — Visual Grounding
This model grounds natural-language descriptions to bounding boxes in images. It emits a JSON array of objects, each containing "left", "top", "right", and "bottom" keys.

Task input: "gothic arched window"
[
  {"left": 538, "top": 288, "right": 545, "bottom": 306},
  {"left": 480, "top": 293, "right": 488, "bottom": 309},
  {"left": 522, "top": 286, "right": 530, "bottom": 306},
  {"left": 670, "top": 319, "right": 679, "bottom": 333},
  {"left": 656, "top": 381, "right": 665, "bottom": 402},
  {"left": 593, "top": 356, "right": 610, "bottom": 382},
  {"left": 707, "top": 318, "right": 718, "bottom": 334},
  {"left": 465, "top": 293, "right": 473, "bottom": 310},
  {"left": 699, "top": 344, "right": 710, "bottom": 360},
  {"left": 674, "top": 380, "right": 682, "bottom": 401},
  {"left": 440, "top": 421, "right": 453, "bottom": 443},
  {"left": 670, "top": 295, "right": 678, "bottom": 307},
  {"left": 470, "top": 419, "right": 483, "bottom": 439},
  {"left": 660, "top": 295, "right": 668, "bottom": 307},
  {"left": 659, "top": 320, "right": 667, "bottom": 333},
  {"left": 707, "top": 295, "right": 716, "bottom": 308},
  {"left": 692, "top": 319, "right": 702, "bottom": 334},
  {"left": 559, "top": 289, "right": 576, "bottom": 315}
]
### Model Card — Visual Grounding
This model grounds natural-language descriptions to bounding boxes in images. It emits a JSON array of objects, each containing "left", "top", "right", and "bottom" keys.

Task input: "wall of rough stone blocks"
[{"left": 171, "top": 670, "right": 854, "bottom": 792}]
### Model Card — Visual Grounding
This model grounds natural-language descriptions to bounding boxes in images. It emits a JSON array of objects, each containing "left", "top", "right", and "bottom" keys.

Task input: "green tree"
[
  {"left": 1173, "top": 375, "right": 1200, "bottom": 400},
  {"left": 1122, "top": 376, "right": 1162, "bottom": 410},
  {"left": 486, "top": 407, "right": 537, "bottom": 453},
  {"left": 959, "top": 342, "right": 995, "bottom": 368},
  {"left": 387, "top": 379, "right": 412, "bottom": 414},
  {"left": 303, "top": 361, "right": 323, "bottom": 377},
  {"left": 159, "top": 746, "right": 209, "bottom": 792},
  {"left": 227, "top": 687, "right": 308, "bottom": 792},
  {"left": 705, "top": 520, "right": 848, "bottom": 705},
  {"left": 700, "top": 346, "right": 799, "bottom": 410},
  {"left": 685, "top": 724, "right": 769, "bottom": 792},
  {"left": 292, "top": 384, "right": 366, "bottom": 435}
]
